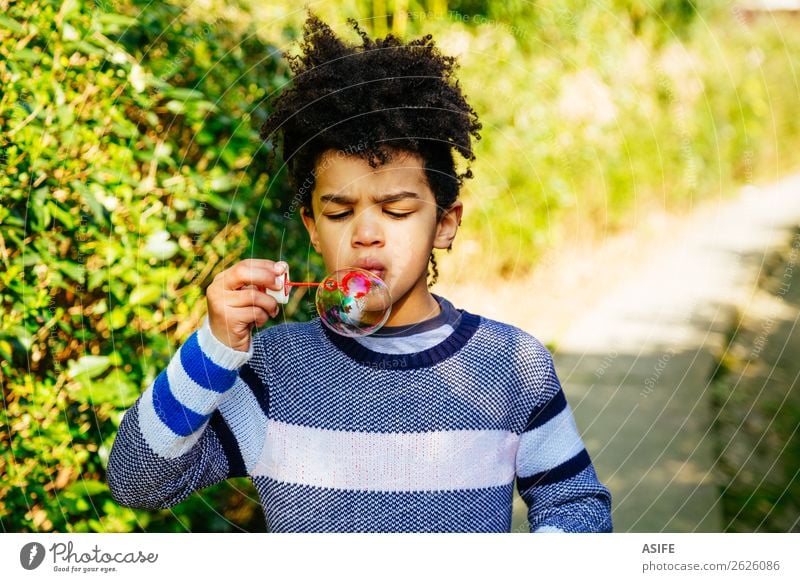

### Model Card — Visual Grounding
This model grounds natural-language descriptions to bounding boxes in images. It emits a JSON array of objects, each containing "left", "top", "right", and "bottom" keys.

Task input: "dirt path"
[{"left": 435, "top": 174, "right": 800, "bottom": 532}]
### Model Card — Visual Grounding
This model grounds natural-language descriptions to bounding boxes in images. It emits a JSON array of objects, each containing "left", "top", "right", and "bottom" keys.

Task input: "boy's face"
[{"left": 301, "top": 148, "right": 462, "bottom": 325}]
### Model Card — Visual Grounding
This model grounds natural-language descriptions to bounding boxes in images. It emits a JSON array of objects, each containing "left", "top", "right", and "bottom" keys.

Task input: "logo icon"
[{"left": 20, "top": 542, "right": 46, "bottom": 570}]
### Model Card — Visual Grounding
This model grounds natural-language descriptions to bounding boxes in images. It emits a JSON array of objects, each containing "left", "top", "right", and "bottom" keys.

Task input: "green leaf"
[
  {"left": 68, "top": 40, "right": 105, "bottom": 57},
  {"left": 143, "top": 230, "right": 178, "bottom": 260},
  {"left": 88, "top": 267, "right": 105, "bottom": 292},
  {"left": 0, "top": 15, "right": 25, "bottom": 34},
  {"left": 129, "top": 63, "right": 147, "bottom": 94},
  {"left": 196, "top": 130, "right": 215, "bottom": 145},
  {"left": 65, "top": 479, "right": 109, "bottom": 497},
  {"left": 23, "top": 251, "right": 42, "bottom": 267},
  {"left": 58, "top": 261, "right": 85, "bottom": 283},
  {"left": 165, "top": 100, "right": 186, "bottom": 115},
  {"left": 57, "top": 0, "right": 80, "bottom": 22},
  {"left": 70, "top": 180, "right": 106, "bottom": 225},
  {"left": 210, "top": 175, "right": 236, "bottom": 193},
  {"left": 31, "top": 188, "right": 51, "bottom": 230},
  {"left": 68, "top": 355, "right": 111, "bottom": 380},
  {"left": 47, "top": 201, "right": 75, "bottom": 228},
  {"left": 163, "top": 87, "right": 206, "bottom": 101},
  {"left": 192, "top": 100, "right": 219, "bottom": 114},
  {"left": 74, "top": 374, "right": 140, "bottom": 408},
  {"left": 14, "top": 48, "right": 44, "bottom": 63},
  {"left": 108, "top": 307, "right": 128, "bottom": 330},
  {"left": 91, "top": 298, "right": 108, "bottom": 315},
  {"left": 110, "top": 121, "right": 138, "bottom": 139},
  {"left": 187, "top": 218, "right": 211, "bottom": 234},
  {"left": 97, "top": 13, "right": 139, "bottom": 27},
  {"left": 11, "top": 325, "right": 33, "bottom": 351},
  {"left": 0, "top": 340, "right": 13, "bottom": 362},
  {"left": 129, "top": 285, "right": 162, "bottom": 305}
]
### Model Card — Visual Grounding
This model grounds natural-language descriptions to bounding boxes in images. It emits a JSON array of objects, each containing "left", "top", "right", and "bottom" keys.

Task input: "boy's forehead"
[{"left": 312, "top": 149, "right": 431, "bottom": 198}]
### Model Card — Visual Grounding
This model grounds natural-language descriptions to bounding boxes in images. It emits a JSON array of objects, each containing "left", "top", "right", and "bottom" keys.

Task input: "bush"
[{"left": 0, "top": 0, "right": 315, "bottom": 532}]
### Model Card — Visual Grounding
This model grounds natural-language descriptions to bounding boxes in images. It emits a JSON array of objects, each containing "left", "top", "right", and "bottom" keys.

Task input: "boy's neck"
[{"left": 383, "top": 277, "right": 441, "bottom": 327}]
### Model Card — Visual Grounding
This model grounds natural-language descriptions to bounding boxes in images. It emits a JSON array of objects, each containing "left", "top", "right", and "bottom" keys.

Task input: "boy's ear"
[
  {"left": 300, "top": 207, "right": 321, "bottom": 252},
  {"left": 433, "top": 201, "right": 463, "bottom": 250}
]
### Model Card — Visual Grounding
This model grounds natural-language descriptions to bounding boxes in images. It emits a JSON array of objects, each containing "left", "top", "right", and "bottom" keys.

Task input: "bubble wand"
[{"left": 266, "top": 266, "right": 392, "bottom": 337}]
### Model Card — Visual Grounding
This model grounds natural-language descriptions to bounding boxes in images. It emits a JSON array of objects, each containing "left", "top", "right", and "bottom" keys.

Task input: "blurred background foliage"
[
  {"left": 0, "top": 0, "right": 307, "bottom": 532},
  {"left": 1, "top": 0, "right": 799, "bottom": 532}
]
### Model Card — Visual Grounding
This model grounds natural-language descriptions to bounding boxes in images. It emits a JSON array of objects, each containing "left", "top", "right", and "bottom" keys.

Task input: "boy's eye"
[
  {"left": 384, "top": 210, "right": 412, "bottom": 219},
  {"left": 324, "top": 211, "right": 352, "bottom": 220},
  {"left": 324, "top": 209, "right": 412, "bottom": 220}
]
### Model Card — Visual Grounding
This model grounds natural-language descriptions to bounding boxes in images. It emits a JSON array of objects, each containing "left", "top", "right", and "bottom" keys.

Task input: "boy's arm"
[
  {"left": 515, "top": 353, "right": 613, "bottom": 533},
  {"left": 106, "top": 315, "right": 254, "bottom": 509}
]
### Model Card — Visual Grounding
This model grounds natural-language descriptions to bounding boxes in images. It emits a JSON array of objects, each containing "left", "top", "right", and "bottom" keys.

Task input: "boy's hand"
[{"left": 205, "top": 259, "right": 288, "bottom": 352}]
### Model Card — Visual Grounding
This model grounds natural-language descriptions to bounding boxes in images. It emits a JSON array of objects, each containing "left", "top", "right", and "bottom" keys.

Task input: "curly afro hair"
[{"left": 260, "top": 12, "right": 482, "bottom": 222}]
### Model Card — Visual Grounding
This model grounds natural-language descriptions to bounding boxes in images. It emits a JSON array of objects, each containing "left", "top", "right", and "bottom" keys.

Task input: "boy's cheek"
[{"left": 319, "top": 251, "right": 340, "bottom": 271}]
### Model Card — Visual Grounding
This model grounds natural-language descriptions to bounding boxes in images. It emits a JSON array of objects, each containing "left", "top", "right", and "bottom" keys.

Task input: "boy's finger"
[
  {"left": 218, "top": 261, "right": 287, "bottom": 291},
  {"left": 238, "top": 258, "right": 288, "bottom": 275},
  {"left": 228, "top": 305, "right": 271, "bottom": 330},
  {"left": 224, "top": 287, "right": 279, "bottom": 313}
]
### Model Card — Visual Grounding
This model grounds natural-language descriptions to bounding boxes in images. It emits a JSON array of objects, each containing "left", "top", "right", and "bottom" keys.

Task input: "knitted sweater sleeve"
[
  {"left": 106, "top": 316, "right": 254, "bottom": 509},
  {"left": 515, "top": 347, "right": 613, "bottom": 533}
]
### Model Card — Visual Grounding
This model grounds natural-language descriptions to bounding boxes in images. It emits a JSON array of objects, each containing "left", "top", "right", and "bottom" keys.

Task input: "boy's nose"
[{"left": 351, "top": 208, "right": 384, "bottom": 247}]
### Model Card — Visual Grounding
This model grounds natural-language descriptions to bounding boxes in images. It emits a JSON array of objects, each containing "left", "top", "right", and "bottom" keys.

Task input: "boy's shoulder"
[
  {"left": 467, "top": 311, "right": 559, "bottom": 408},
  {"left": 467, "top": 309, "right": 553, "bottom": 361}
]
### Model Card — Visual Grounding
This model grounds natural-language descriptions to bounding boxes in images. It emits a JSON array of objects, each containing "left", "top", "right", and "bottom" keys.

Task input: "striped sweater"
[{"left": 106, "top": 301, "right": 612, "bottom": 533}]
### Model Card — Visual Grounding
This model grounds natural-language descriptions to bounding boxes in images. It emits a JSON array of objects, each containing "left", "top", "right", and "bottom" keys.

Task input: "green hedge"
[{"left": 0, "top": 0, "right": 317, "bottom": 532}]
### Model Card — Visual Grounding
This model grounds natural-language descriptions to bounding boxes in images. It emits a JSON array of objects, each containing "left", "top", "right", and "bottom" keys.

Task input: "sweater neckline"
[{"left": 320, "top": 309, "right": 481, "bottom": 369}]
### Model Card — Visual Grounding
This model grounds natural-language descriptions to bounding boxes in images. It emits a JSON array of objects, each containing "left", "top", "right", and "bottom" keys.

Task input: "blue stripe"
[
  {"left": 523, "top": 388, "right": 567, "bottom": 432},
  {"left": 322, "top": 311, "right": 481, "bottom": 369},
  {"left": 240, "top": 363, "right": 269, "bottom": 416},
  {"left": 180, "top": 332, "right": 239, "bottom": 393},
  {"left": 152, "top": 372, "right": 210, "bottom": 436},
  {"left": 257, "top": 477, "right": 514, "bottom": 532},
  {"left": 210, "top": 411, "right": 246, "bottom": 477},
  {"left": 517, "top": 448, "right": 591, "bottom": 490}
]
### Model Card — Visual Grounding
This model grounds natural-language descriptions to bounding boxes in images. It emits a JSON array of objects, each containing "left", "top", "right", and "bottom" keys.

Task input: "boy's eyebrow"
[
  {"left": 319, "top": 193, "right": 356, "bottom": 205},
  {"left": 373, "top": 191, "right": 419, "bottom": 203},
  {"left": 319, "top": 191, "right": 420, "bottom": 205}
]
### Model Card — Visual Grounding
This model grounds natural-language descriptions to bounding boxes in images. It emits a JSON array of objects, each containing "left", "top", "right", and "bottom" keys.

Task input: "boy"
[{"left": 107, "top": 13, "right": 612, "bottom": 533}]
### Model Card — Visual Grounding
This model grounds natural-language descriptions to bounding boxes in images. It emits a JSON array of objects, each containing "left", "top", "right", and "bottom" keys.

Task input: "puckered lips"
[{"left": 354, "top": 257, "right": 387, "bottom": 281}]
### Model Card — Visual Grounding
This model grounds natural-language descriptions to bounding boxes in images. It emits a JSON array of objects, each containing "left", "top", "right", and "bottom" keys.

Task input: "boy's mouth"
[{"left": 354, "top": 259, "right": 387, "bottom": 281}]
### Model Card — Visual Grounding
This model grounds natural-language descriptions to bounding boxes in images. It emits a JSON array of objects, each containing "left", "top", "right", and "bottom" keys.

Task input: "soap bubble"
[{"left": 315, "top": 268, "right": 392, "bottom": 337}]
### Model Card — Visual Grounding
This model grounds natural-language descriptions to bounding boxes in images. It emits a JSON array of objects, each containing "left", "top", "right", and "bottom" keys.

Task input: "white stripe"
[
  {"left": 217, "top": 377, "right": 268, "bottom": 473},
  {"left": 253, "top": 421, "right": 519, "bottom": 492},
  {"left": 353, "top": 324, "right": 456, "bottom": 354},
  {"left": 137, "top": 387, "right": 205, "bottom": 459},
  {"left": 167, "top": 351, "right": 226, "bottom": 416},
  {"left": 196, "top": 315, "right": 253, "bottom": 370},
  {"left": 516, "top": 406, "right": 585, "bottom": 478}
]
